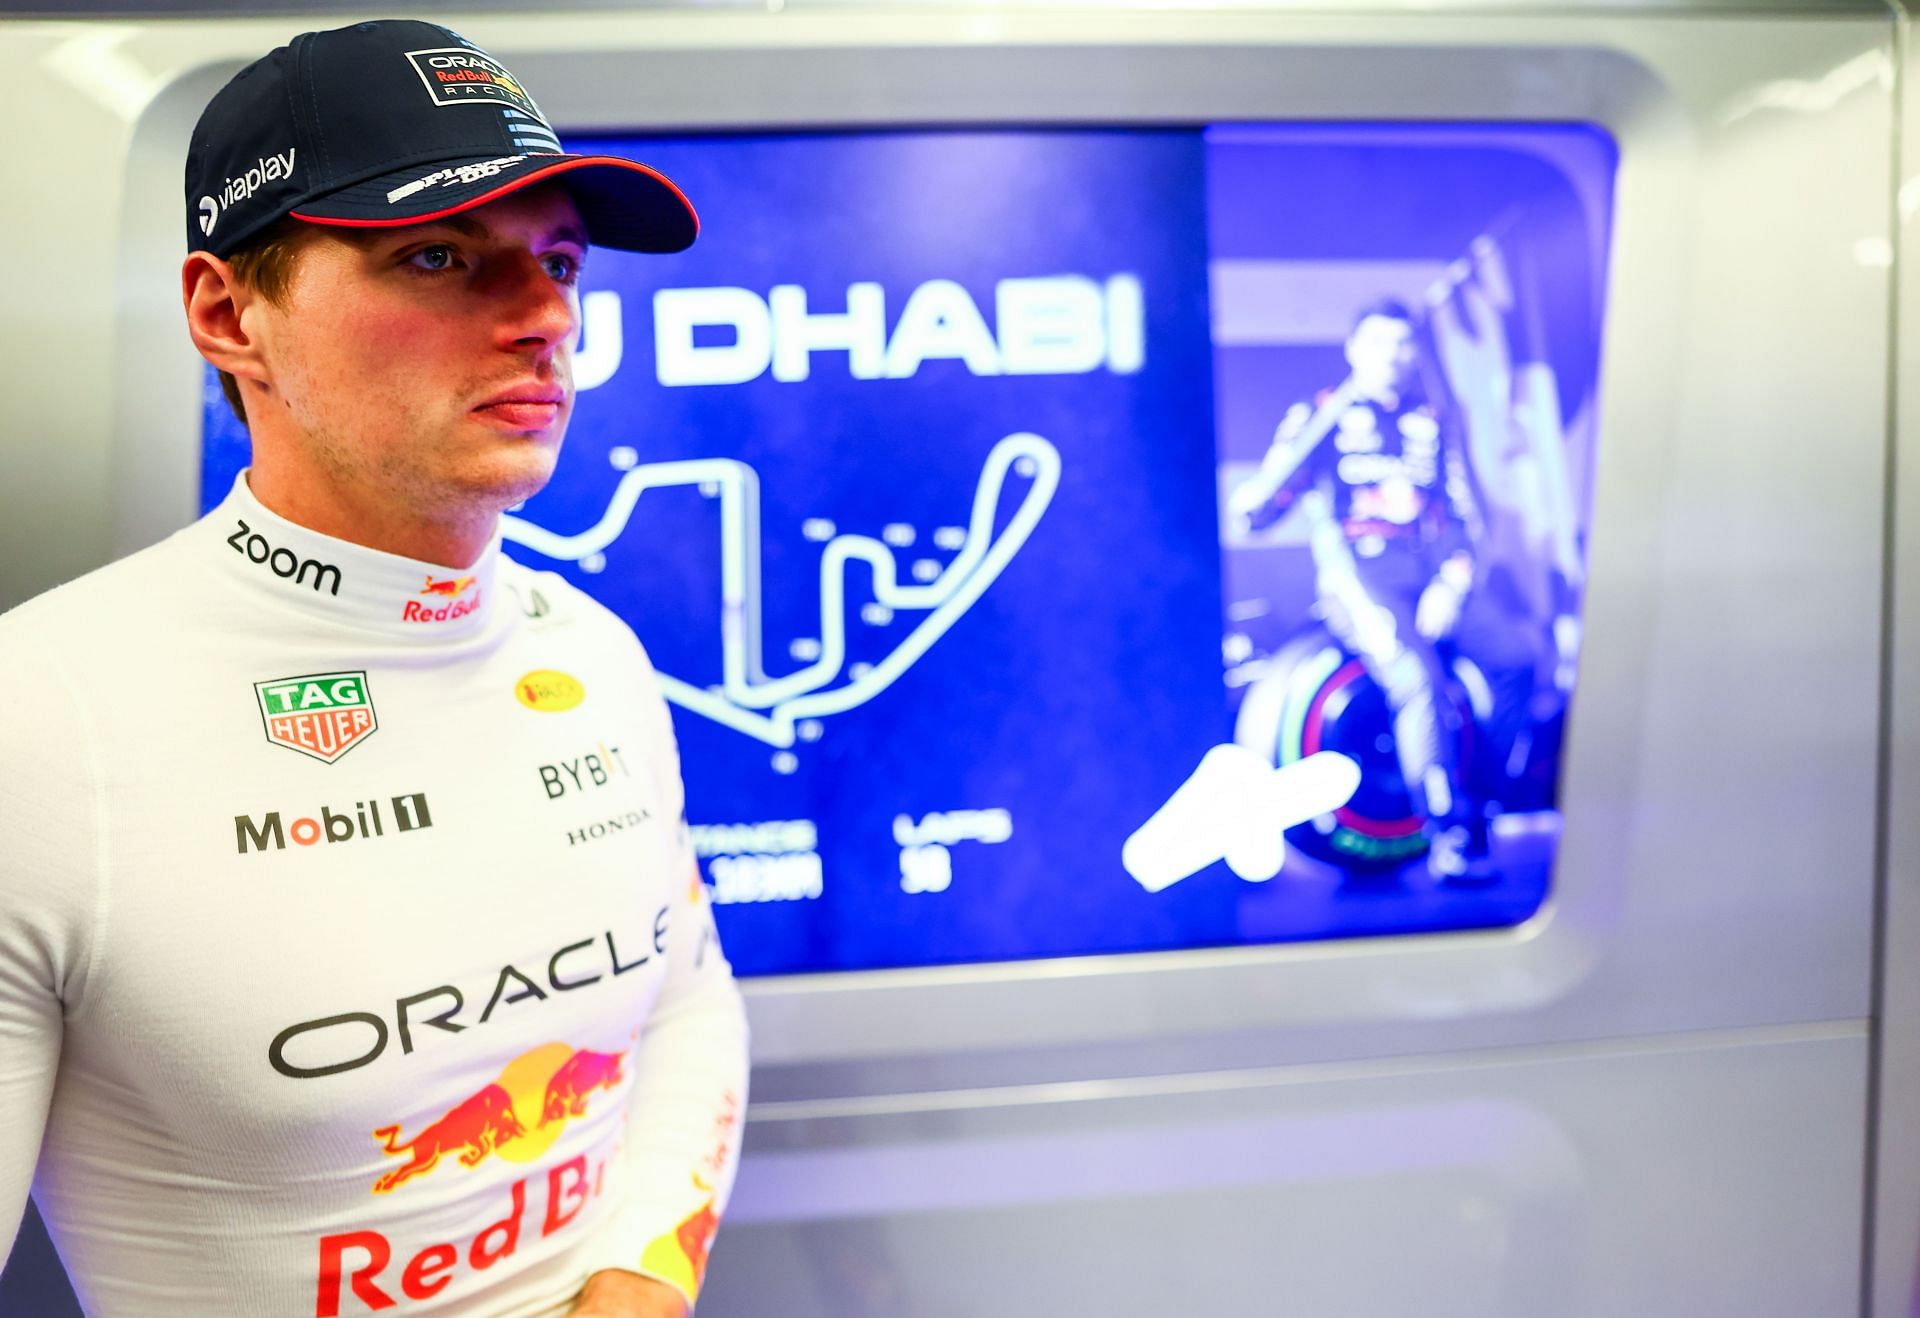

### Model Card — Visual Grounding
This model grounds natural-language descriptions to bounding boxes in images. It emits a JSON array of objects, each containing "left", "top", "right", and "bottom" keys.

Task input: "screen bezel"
[{"left": 108, "top": 12, "right": 1854, "bottom": 1067}]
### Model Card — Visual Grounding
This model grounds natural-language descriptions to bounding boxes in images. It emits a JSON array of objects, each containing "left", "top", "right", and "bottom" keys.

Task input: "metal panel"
[
  {"left": 706, "top": 1027, "right": 1867, "bottom": 1318},
  {"left": 1872, "top": 13, "right": 1919, "bottom": 1317}
]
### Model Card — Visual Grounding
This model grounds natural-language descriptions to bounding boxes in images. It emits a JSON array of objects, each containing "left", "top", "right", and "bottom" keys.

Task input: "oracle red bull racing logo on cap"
[
  {"left": 255, "top": 671, "right": 377, "bottom": 763},
  {"left": 371, "top": 1041, "right": 628, "bottom": 1193},
  {"left": 405, "top": 47, "right": 545, "bottom": 118}
]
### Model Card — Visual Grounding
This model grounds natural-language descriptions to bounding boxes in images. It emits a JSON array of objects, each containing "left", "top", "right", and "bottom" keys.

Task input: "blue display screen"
[{"left": 203, "top": 124, "right": 1615, "bottom": 976}]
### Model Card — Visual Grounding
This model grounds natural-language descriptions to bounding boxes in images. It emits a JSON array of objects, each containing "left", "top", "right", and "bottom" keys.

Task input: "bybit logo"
[
  {"left": 538, "top": 744, "right": 627, "bottom": 800},
  {"left": 235, "top": 793, "right": 432, "bottom": 854}
]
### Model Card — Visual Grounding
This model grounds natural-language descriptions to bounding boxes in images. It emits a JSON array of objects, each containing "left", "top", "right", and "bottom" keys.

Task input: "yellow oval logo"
[{"left": 515, "top": 670, "right": 585, "bottom": 712}]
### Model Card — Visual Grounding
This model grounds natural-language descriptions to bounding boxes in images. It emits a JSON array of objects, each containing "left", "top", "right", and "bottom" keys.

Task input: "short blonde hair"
[{"left": 215, "top": 219, "right": 324, "bottom": 425}]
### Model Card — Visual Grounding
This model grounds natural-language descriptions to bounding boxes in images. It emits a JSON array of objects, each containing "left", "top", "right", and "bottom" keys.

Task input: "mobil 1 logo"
[{"left": 237, "top": 792, "right": 433, "bottom": 855}]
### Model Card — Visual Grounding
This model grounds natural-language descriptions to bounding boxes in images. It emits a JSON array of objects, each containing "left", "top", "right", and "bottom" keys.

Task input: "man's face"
[
  {"left": 1344, "top": 313, "right": 1418, "bottom": 400},
  {"left": 249, "top": 184, "right": 587, "bottom": 520}
]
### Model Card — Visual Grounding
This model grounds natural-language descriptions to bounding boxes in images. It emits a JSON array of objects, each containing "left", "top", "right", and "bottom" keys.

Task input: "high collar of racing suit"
[{"left": 204, "top": 469, "right": 505, "bottom": 642}]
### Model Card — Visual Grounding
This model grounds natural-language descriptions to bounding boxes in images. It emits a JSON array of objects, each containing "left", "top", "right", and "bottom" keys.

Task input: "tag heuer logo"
[{"left": 255, "top": 671, "right": 378, "bottom": 764}]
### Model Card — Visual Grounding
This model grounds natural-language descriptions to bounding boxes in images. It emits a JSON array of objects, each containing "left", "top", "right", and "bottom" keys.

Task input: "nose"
[{"left": 490, "top": 253, "right": 578, "bottom": 357}]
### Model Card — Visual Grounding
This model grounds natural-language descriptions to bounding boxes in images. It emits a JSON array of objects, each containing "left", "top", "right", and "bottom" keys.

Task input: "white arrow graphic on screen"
[
  {"left": 1122, "top": 747, "right": 1363, "bottom": 892},
  {"left": 501, "top": 432, "right": 1061, "bottom": 748}
]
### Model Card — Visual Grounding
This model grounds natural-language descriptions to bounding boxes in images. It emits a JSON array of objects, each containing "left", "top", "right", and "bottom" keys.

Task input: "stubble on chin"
[{"left": 312, "top": 414, "right": 563, "bottom": 528}]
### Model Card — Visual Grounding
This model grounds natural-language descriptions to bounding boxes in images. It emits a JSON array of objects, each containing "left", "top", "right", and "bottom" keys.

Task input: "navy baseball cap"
[{"left": 185, "top": 19, "right": 696, "bottom": 259}]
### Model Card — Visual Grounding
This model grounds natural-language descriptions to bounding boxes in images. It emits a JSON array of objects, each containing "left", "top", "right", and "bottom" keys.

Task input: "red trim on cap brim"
[{"left": 290, "top": 155, "right": 697, "bottom": 243}]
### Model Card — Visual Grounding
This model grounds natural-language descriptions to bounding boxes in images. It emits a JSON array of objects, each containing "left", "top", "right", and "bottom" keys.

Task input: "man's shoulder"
[
  {"left": 0, "top": 523, "right": 204, "bottom": 655},
  {"left": 0, "top": 527, "right": 209, "bottom": 792}
]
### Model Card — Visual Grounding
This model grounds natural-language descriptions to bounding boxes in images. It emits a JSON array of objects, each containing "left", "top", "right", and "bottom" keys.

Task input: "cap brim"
[{"left": 289, "top": 153, "right": 697, "bottom": 254}]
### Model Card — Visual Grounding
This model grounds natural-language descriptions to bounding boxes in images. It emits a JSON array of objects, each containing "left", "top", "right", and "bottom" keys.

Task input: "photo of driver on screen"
[{"left": 1227, "top": 299, "right": 1488, "bottom": 878}]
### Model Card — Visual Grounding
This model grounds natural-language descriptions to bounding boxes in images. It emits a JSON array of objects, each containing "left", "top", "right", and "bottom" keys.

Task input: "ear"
[{"left": 182, "top": 252, "right": 269, "bottom": 390}]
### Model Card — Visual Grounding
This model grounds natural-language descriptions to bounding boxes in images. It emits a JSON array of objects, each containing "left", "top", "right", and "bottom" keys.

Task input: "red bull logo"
[
  {"left": 639, "top": 1174, "right": 720, "bottom": 1300},
  {"left": 420, "top": 575, "right": 476, "bottom": 598},
  {"left": 541, "top": 1048, "right": 625, "bottom": 1124},
  {"left": 318, "top": 1152, "right": 607, "bottom": 1315},
  {"left": 370, "top": 1043, "right": 627, "bottom": 1194},
  {"left": 372, "top": 1084, "right": 525, "bottom": 1193},
  {"left": 403, "top": 576, "right": 482, "bottom": 623}
]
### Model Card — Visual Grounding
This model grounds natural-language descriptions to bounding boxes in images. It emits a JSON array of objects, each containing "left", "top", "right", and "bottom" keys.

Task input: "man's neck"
[{"left": 246, "top": 465, "right": 497, "bottom": 569}]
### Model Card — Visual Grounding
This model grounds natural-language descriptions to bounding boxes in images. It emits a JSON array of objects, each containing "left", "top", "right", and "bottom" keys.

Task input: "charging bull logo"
[
  {"left": 372, "top": 1084, "right": 525, "bottom": 1193},
  {"left": 639, "top": 1176, "right": 720, "bottom": 1300},
  {"left": 420, "top": 575, "right": 476, "bottom": 599},
  {"left": 675, "top": 1197, "right": 720, "bottom": 1282},
  {"left": 541, "top": 1049, "right": 625, "bottom": 1124},
  {"left": 370, "top": 1043, "right": 627, "bottom": 1194}
]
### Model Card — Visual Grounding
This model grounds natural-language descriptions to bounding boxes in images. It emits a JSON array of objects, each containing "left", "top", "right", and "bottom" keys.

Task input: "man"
[
  {"left": 1228, "top": 299, "right": 1486, "bottom": 877},
  {"left": 0, "top": 20, "right": 748, "bottom": 1316}
]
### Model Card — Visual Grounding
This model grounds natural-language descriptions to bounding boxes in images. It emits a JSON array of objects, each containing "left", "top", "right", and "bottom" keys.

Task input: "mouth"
[{"left": 472, "top": 388, "right": 567, "bottom": 432}]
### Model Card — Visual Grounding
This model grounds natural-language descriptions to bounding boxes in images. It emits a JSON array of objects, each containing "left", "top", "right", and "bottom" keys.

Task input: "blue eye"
[
  {"left": 542, "top": 252, "right": 580, "bottom": 282},
  {"left": 407, "top": 244, "right": 456, "bottom": 272}
]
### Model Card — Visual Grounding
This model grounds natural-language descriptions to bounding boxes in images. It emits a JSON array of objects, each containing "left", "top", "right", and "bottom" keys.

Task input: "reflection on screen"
[{"left": 202, "top": 124, "right": 1615, "bottom": 975}]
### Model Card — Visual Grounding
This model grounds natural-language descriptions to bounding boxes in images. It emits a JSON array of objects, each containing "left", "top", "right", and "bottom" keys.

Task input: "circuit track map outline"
[{"left": 501, "top": 433, "right": 1061, "bottom": 748}]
